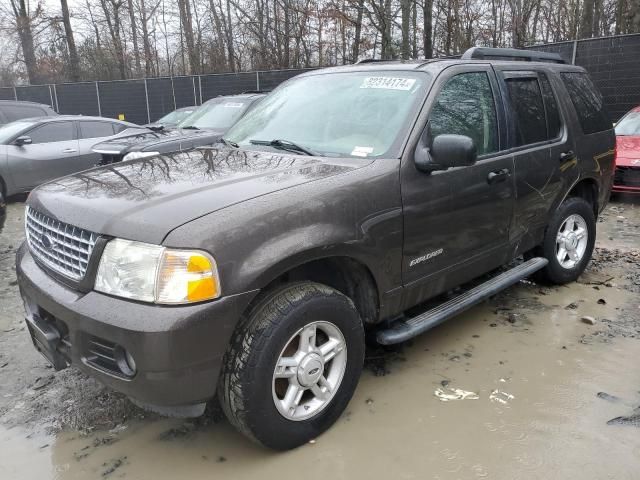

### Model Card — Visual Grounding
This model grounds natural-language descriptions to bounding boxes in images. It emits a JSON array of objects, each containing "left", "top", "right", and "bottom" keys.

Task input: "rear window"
[
  {"left": 560, "top": 72, "right": 611, "bottom": 134},
  {"left": 505, "top": 77, "right": 547, "bottom": 146},
  {"left": 80, "top": 121, "right": 115, "bottom": 139}
]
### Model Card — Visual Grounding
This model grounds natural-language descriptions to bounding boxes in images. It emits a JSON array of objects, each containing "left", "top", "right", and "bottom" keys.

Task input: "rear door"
[
  {"left": 495, "top": 67, "right": 577, "bottom": 249},
  {"left": 77, "top": 120, "right": 120, "bottom": 168},
  {"left": 6, "top": 120, "right": 79, "bottom": 191}
]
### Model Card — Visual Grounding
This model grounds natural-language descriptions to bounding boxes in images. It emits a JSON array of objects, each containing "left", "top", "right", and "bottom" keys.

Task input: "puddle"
[{"left": 1, "top": 199, "right": 640, "bottom": 479}]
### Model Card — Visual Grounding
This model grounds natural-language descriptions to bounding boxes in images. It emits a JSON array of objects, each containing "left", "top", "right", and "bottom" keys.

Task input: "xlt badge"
[{"left": 409, "top": 248, "right": 444, "bottom": 267}]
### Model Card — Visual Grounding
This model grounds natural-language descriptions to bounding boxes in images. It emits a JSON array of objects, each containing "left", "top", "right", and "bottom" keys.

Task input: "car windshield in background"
[
  {"left": 0, "top": 120, "right": 36, "bottom": 144},
  {"left": 178, "top": 99, "right": 251, "bottom": 130},
  {"left": 225, "top": 72, "right": 429, "bottom": 158},
  {"left": 158, "top": 109, "right": 193, "bottom": 125},
  {"left": 615, "top": 111, "right": 640, "bottom": 136}
]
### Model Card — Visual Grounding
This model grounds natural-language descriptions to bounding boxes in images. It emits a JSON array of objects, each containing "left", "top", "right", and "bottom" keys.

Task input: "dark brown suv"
[{"left": 16, "top": 48, "right": 615, "bottom": 450}]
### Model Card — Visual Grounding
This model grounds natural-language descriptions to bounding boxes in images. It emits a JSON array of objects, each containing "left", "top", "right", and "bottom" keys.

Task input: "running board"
[{"left": 376, "top": 257, "right": 548, "bottom": 345}]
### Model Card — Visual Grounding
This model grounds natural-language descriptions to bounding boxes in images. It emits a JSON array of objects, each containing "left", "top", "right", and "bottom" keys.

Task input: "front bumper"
[
  {"left": 613, "top": 165, "right": 640, "bottom": 193},
  {"left": 16, "top": 242, "right": 256, "bottom": 410}
]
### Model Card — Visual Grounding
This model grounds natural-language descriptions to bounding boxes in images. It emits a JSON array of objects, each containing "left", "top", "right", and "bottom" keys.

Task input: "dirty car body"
[{"left": 17, "top": 50, "right": 615, "bottom": 448}]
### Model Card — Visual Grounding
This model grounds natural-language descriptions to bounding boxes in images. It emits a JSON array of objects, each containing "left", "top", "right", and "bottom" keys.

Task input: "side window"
[
  {"left": 27, "top": 122, "right": 75, "bottom": 144},
  {"left": 505, "top": 76, "right": 547, "bottom": 146},
  {"left": 560, "top": 72, "right": 611, "bottom": 134},
  {"left": 80, "top": 121, "right": 115, "bottom": 139},
  {"left": 3, "top": 105, "right": 48, "bottom": 122},
  {"left": 539, "top": 73, "right": 561, "bottom": 139},
  {"left": 112, "top": 123, "right": 128, "bottom": 134},
  {"left": 429, "top": 72, "right": 499, "bottom": 156}
]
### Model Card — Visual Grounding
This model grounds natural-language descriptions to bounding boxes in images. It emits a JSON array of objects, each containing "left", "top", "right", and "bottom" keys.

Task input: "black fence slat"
[
  {"left": 0, "top": 87, "right": 15, "bottom": 100},
  {"left": 15, "top": 85, "right": 53, "bottom": 107},
  {"left": 199, "top": 72, "right": 257, "bottom": 101},
  {"left": 97, "top": 80, "right": 148, "bottom": 125},
  {"left": 172, "top": 76, "right": 198, "bottom": 108},
  {"left": 55, "top": 82, "right": 100, "bottom": 116},
  {"left": 146, "top": 77, "right": 175, "bottom": 122},
  {"left": 257, "top": 69, "right": 311, "bottom": 91}
]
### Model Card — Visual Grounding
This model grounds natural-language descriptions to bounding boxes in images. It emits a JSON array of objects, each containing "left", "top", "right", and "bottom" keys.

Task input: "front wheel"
[
  {"left": 218, "top": 282, "right": 364, "bottom": 450},
  {"left": 534, "top": 197, "right": 596, "bottom": 284}
]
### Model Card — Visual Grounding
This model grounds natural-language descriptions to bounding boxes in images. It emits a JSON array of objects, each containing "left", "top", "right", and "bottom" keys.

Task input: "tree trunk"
[
  {"left": 11, "top": 0, "right": 40, "bottom": 84},
  {"left": 126, "top": 0, "right": 142, "bottom": 74},
  {"left": 401, "top": 0, "right": 410, "bottom": 59},
  {"left": 178, "top": 0, "right": 199, "bottom": 74},
  {"left": 579, "top": 0, "right": 595, "bottom": 38},
  {"left": 423, "top": 0, "right": 433, "bottom": 58},
  {"left": 352, "top": 0, "right": 364, "bottom": 61},
  {"left": 60, "top": 0, "right": 80, "bottom": 81}
]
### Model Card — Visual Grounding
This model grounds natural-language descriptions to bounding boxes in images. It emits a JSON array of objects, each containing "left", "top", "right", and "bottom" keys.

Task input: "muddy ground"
[{"left": 1, "top": 195, "right": 639, "bottom": 480}]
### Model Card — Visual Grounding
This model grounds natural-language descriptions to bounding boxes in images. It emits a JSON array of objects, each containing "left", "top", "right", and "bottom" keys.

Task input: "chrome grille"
[{"left": 25, "top": 207, "right": 97, "bottom": 280}]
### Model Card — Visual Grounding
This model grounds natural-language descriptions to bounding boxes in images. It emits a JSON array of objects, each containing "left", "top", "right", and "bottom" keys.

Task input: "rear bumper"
[
  {"left": 16, "top": 242, "right": 256, "bottom": 410},
  {"left": 613, "top": 166, "right": 640, "bottom": 193}
]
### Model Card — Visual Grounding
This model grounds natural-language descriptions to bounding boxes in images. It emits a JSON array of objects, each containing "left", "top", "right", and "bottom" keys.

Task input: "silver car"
[{"left": 0, "top": 116, "right": 142, "bottom": 197}]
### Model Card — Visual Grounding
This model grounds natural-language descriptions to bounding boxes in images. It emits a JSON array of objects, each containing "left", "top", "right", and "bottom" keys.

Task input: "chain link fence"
[{"left": 1, "top": 34, "right": 639, "bottom": 124}]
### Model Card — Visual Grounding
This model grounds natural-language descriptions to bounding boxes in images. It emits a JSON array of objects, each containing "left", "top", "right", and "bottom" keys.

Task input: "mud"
[{"left": 1, "top": 194, "right": 639, "bottom": 479}]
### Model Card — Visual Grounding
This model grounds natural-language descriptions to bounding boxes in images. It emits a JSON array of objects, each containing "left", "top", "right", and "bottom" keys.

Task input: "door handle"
[
  {"left": 62, "top": 148, "right": 78, "bottom": 154},
  {"left": 559, "top": 150, "right": 575, "bottom": 163},
  {"left": 487, "top": 168, "right": 510, "bottom": 184}
]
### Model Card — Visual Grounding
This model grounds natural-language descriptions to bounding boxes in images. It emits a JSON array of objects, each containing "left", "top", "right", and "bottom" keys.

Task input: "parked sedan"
[
  {"left": 0, "top": 116, "right": 142, "bottom": 197},
  {"left": 92, "top": 93, "right": 265, "bottom": 164},
  {"left": 145, "top": 106, "right": 196, "bottom": 128},
  {"left": 0, "top": 100, "right": 57, "bottom": 126},
  {"left": 614, "top": 106, "right": 640, "bottom": 193}
]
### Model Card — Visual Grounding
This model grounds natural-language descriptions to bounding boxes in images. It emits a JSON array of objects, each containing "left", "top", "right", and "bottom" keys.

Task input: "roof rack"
[
  {"left": 461, "top": 47, "right": 565, "bottom": 64},
  {"left": 355, "top": 58, "right": 390, "bottom": 64}
]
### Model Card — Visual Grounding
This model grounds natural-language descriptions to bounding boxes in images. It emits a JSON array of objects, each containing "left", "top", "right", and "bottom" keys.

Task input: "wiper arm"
[
  {"left": 249, "top": 138, "right": 319, "bottom": 156},
  {"left": 181, "top": 125, "right": 199, "bottom": 130},
  {"left": 220, "top": 137, "right": 239, "bottom": 148}
]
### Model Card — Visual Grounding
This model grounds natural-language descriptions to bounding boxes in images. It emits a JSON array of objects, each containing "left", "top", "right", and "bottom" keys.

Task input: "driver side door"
[
  {"left": 401, "top": 65, "right": 515, "bottom": 306},
  {"left": 7, "top": 121, "right": 79, "bottom": 193}
]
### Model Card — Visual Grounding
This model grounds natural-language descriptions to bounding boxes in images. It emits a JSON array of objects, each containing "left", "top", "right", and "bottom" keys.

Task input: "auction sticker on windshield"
[{"left": 360, "top": 77, "right": 416, "bottom": 90}]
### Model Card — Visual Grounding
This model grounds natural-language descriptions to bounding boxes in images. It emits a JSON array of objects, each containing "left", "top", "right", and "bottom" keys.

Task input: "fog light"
[{"left": 114, "top": 346, "right": 137, "bottom": 377}]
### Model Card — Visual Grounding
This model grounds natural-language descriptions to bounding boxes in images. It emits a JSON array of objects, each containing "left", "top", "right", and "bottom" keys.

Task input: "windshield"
[
  {"left": 615, "top": 111, "right": 640, "bottom": 136},
  {"left": 0, "top": 120, "right": 35, "bottom": 144},
  {"left": 225, "top": 71, "right": 429, "bottom": 158},
  {"left": 178, "top": 98, "right": 251, "bottom": 130},
  {"left": 157, "top": 109, "right": 194, "bottom": 125}
]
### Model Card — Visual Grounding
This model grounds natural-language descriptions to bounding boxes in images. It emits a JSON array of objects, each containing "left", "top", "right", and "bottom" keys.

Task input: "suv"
[
  {"left": 0, "top": 100, "right": 57, "bottom": 125},
  {"left": 16, "top": 48, "right": 614, "bottom": 450},
  {"left": 91, "top": 93, "right": 265, "bottom": 164}
]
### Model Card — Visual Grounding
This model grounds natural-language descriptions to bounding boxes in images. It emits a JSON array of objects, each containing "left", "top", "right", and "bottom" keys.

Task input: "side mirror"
[
  {"left": 15, "top": 135, "right": 32, "bottom": 147},
  {"left": 414, "top": 134, "right": 477, "bottom": 173}
]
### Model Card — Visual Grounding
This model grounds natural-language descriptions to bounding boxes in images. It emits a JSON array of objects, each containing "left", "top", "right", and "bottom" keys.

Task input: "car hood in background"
[
  {"left": 615, "top": 135, "right": 640, "bottom": 166},
  {"left": 28, "top": 147, "right": 370, "bottom": 244},
  {"left": 92, "top": 128, "right": 225, "bottom": 156}
]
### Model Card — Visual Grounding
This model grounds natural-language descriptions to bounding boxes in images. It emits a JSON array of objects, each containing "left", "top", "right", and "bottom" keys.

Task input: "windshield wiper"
[
  {"left": 181, "top": 125, "right": 199, "bottom": 130},
  {"left": 249, "top": 138, "right": 319, "bottom": 156},
  {"left": 220, "top": 138, "right": 239, "bottom": 148}
]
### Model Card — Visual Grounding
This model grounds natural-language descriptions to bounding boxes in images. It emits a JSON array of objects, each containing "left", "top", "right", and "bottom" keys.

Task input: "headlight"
[
  {"left": 95, "top": 238, "right": 220, "bottom": 304},
  {"left": 122, "top": 151, "right": 159, "bottom": 162}
]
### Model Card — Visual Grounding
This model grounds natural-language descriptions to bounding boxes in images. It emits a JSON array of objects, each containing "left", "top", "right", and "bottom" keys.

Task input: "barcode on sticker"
[{"left": 361, "top": 77, "right": 416, "bottom": 90}]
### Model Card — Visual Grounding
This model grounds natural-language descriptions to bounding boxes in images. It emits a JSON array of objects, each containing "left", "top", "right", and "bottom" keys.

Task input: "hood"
[
  {"left": 92, "top": 128, "right": 225, "bottom": 156},
  {"left": 616, "top": 135, "right": 640, "bottom": 166},
  {"left": 28, "top": 147, "right": 369, "bottom": 244}
]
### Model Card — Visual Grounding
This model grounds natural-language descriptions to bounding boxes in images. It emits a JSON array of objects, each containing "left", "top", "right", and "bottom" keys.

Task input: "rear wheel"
[
  {"left": 218, "top": 282, "right": 364, "bottom": 450},
  {"left": 533, "top": 197, "right": 596, "bottom": 284}
]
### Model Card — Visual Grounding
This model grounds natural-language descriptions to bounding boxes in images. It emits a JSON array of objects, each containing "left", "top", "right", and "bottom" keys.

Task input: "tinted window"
[
  {"left": 2, "top": 105, "right": 47, "bottom": 122},
  {"left": 505, "top": 77, "right": 546, "bottom": 146},
  {"left": 560, "top": 72, "right": 611, "bottom": 134},
  {"left": 80, "top": 121, "right": 115, "bottom": 139},
  {"left": 429, "top": 72, "right": 498, "bottom": 156},
  {"left": 113, "top": 123, "right": 129, "bottom": 133},
  {"left": 539, "top": 73, "right": 561, "bottom": 139},
  {"left": 28, "top": 122, "right": 75, "bottom": 144}
]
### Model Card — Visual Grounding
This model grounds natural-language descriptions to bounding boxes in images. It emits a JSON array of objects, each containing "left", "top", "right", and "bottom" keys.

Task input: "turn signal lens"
[{"left": 156, "top": 251, "right": 220, "bottom": 304}]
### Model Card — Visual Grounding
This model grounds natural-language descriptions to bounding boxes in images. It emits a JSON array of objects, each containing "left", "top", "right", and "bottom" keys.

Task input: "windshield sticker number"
[
  {"left": 360, "top": 77, "right": 416, "bottom": 91},
  {"left": 223, "top": 102, "right": 244, "bottom": 108}
]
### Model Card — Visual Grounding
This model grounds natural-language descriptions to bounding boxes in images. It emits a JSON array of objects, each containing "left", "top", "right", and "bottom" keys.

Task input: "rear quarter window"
[{"left": 560, "top": 72, "right": 611, "bottom": 135}]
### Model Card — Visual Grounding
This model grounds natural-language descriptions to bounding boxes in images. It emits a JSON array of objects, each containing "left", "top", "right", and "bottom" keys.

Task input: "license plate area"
[{"left": 25, "top": 313, "right": 70, "bottom": 371}]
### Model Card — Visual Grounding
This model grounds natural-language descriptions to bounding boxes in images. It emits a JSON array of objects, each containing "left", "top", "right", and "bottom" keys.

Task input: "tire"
[
  {"left": 218, "top": 281, "right": 365, "bottom": 450},
  {"left": 533, "top": 197, "right": 596, "bottom": 285}
]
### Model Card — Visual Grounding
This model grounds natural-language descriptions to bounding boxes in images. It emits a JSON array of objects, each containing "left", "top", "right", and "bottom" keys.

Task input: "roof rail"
[{"left": 461, "top": 47, "right": 565, "bottom": 64}]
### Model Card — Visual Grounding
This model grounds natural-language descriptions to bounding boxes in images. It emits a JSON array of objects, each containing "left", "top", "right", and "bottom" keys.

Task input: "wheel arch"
[
  {"left": 245, "top": 253, "right": 381, "bottom": 326},
  {"left": 563, "top": 177, "right": 599, "bottom": 216}
]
